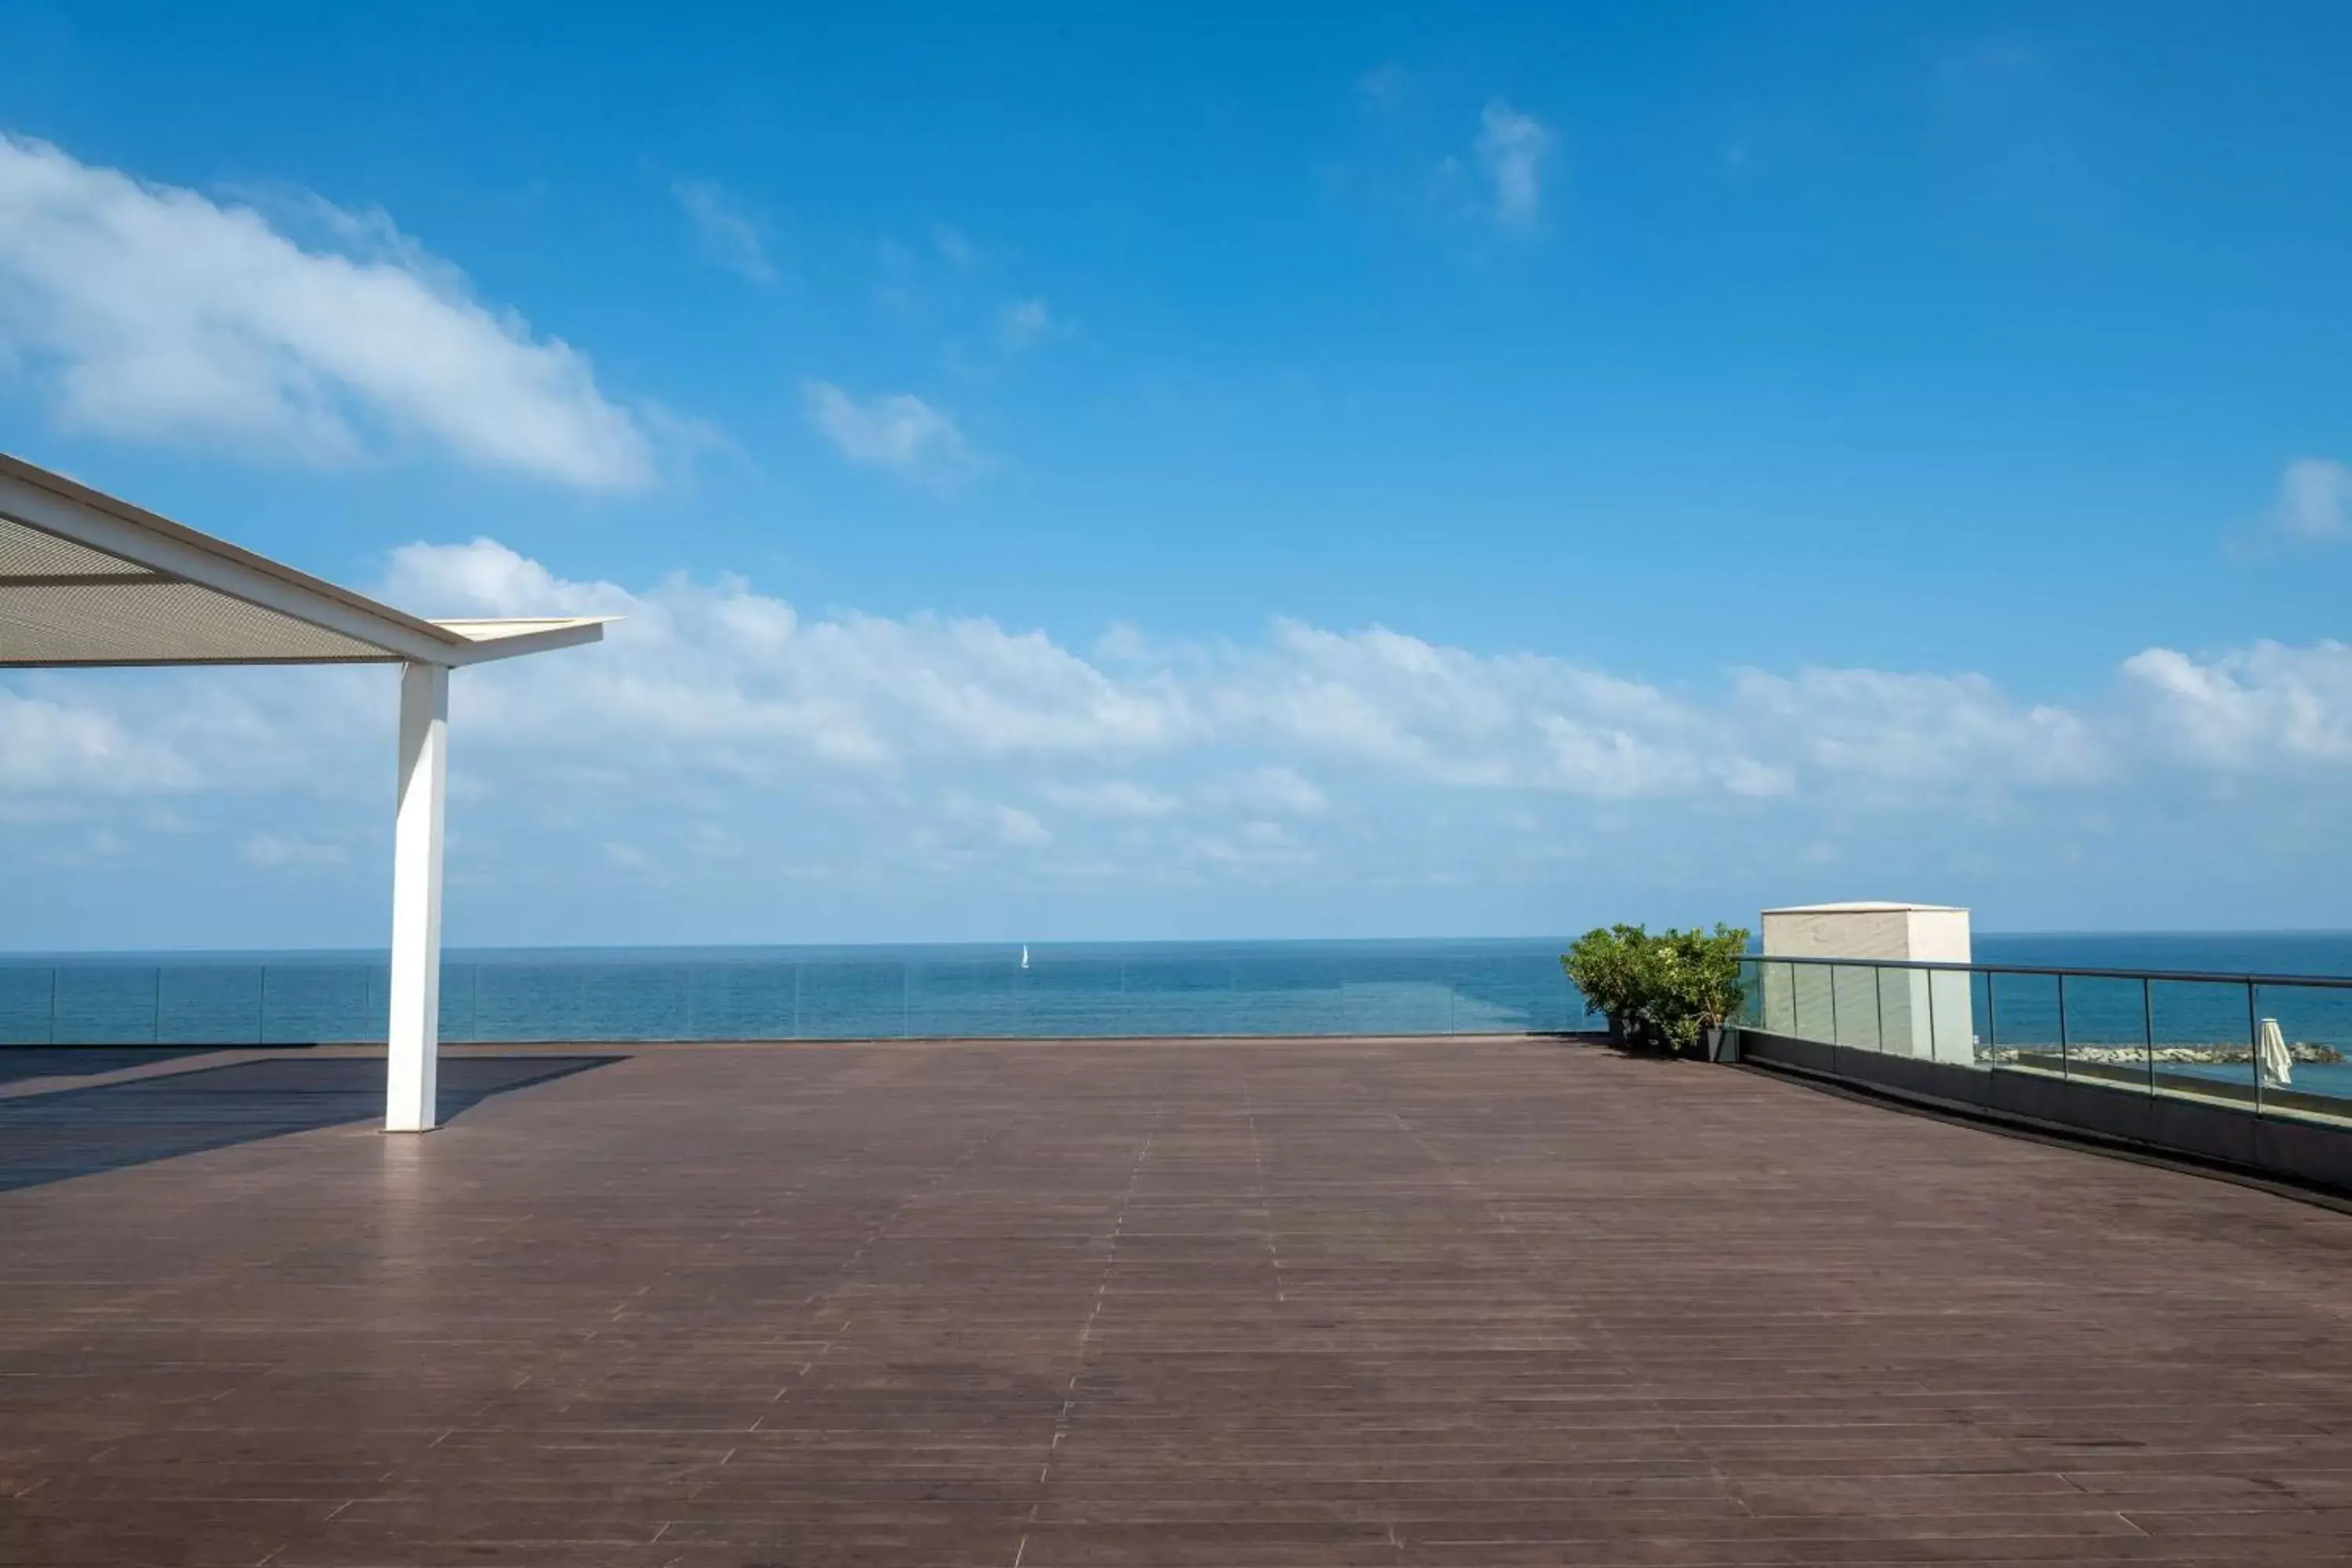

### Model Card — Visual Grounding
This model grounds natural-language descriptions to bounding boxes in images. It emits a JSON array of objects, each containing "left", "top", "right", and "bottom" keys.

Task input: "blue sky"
[{"left": 3, "top": 1, "right": 2351, "bottom": 948}]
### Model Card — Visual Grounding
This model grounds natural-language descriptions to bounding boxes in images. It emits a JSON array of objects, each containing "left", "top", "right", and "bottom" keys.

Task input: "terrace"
[
  {"left": 7, "top": 1035, "right": 2352, "bottom": 1566},
  {"left": 9, "top": 461, "right": 2352, "bottom": 1565}
]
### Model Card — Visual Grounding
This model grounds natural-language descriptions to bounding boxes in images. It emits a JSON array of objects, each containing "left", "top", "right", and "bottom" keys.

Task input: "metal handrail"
[{"left": 1749, "top": 953, "right": 2352, "bottom": 990}]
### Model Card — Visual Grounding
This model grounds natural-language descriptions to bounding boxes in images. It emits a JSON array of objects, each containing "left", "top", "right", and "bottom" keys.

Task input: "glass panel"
[
  {"left": 470, "top": 965, "right": 588, "bottom": 1042},
  {"left": 158, "top": 965, "right": 265, "bottom": 1047},
  {"left": 1751, "top": 960, "right": 1792, "bottom": 1036},
  {"left": 2147, "top": 978, "right": 2258, "bottom": 1109},
  {"left": 0, "top": 967, "right": 56, "bottom": 1044},
  {"left": 2054, "top": 976, "right": 2149, "bottom": 1092},
  {"left": 2250, "top": 980, "right": 2352, "bottom": 1126},
  {"left": 908, "top": 958, "right": 1018, "bottom": 1038},
  {"left": 50, "top": 966, "right": 158, "bottom": 1044},
  {"left": 1015, "top": 957, "right": 1127, "bottom": 1038},
  {"left": 1110, "top": 957, "right": 1252, "bottom": 1036},
  {"left": 1452, "top": 950, "right": 1578, "bottom": 1033},
  {"left": 1341, "top": 953, "right": 1454, "bottom": 1036},
  {"left": 572, "top": 964, "right": 685, "bottom": 1041},
  {"left": 439, "top": 963, "right": 480, "bottom": 1042},
  {"left": 794, "top": 961, "right": 907, "bottom": 1039},
  {"left": 683, "top": 964, "right": 797, "bottom": 1041},
  {"left": 1788, "top": 962, "right": 1834, "bottom": 1043},
  {"left": 1920, "top": 967, "right": 1980, "bottom": 1069},
  {"left": 260, "top": 964, "right": 376, "bottom": 1044},
  {"left": 1732, "top": 960, "right": 1764, "bottom": 1030},
  {"left": 1874, "top": 967, "right": 1918, "bottom": 1058},
  {"left": 1986, "top": 971, "right": 2061, "bottom": 1074},
  {"left": 1830, "top": 964, "right": 1882, "bottom": 1051}
]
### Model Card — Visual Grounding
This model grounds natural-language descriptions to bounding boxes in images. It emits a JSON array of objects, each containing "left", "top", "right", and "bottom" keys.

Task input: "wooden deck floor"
[{"left": 5, "top": 1038, "right": 2352, "bottom": 1566}]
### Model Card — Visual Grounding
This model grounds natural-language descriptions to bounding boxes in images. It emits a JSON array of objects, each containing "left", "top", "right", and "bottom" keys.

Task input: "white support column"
[{"left": 386, "top": 661, "right": 450, "bottom": 1133}]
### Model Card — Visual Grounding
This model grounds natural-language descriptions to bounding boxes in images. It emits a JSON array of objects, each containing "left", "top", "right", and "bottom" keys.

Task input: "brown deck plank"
[{"left": 2, "top": 1038, "right": 2351, "bottom": 1566}]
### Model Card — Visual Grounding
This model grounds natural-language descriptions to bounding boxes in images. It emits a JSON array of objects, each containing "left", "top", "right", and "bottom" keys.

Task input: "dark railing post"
[
  {"left": 1828, "top": 970, "right": 1839, "bottom": 1046},
  {"left": 2056, "top": 974, "right": 2069, "bottom": 1080},
  {"left": 2248, "top": 980, "right": 2263, "bottom": 1116},
  {"left": 2141, "top": 976, "right": 2155, "bottom": 1094},
  {"left": 1985, "top": 971, "right": 1998, "bottom": 1056},
  {"left": 1926, "top": 964, "right": 1937, "bottom": 1061},
  {"left": 1873, "top": 964, "right": 1887, "bottom": 1053}
]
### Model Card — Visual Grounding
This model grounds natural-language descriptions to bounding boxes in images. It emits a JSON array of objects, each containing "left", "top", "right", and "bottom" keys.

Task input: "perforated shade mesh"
[
  {"left": 0, "top": 514, "right": 391, "bottom": 665},
  {"left": 0, "top": 517, "right": 154, "bottom": 580}
]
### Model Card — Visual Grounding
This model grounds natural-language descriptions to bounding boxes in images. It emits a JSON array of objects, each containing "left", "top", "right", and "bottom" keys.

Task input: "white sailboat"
[{"left": 1020, "top": 945, "right": 1030, "bottom": 971}]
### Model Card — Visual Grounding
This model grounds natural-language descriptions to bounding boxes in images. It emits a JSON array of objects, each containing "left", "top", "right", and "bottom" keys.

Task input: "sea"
[{"left": 4, "top": 934, "right": 2351, "bottom": 1078}]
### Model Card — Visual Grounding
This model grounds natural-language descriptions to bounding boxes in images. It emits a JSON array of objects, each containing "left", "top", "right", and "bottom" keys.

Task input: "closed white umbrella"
[{"left": 2258, "top": 1017, "right": 2293, "bottom": 1087}]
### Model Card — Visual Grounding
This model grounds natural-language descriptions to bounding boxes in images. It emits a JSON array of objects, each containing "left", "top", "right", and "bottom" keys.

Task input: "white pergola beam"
[
  {"left": 2, "top": 456, "right": 611, "bottom": 669},
  {"left": 385, "top": 662, "right": 450, "bottom": 1133},
  {"left": 2, "top": 461, "right": 470, "bottom": 666},
  {"left": 2, "top": 449, "right": 611, "bottom": 1136}
]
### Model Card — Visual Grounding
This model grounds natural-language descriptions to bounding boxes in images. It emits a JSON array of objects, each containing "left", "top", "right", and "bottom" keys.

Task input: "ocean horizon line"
[{"left": 9, "top": 927, "right": 2352, "bottom": 964}]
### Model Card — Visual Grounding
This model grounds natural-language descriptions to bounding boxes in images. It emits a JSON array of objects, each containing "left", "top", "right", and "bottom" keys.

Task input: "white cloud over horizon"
[
  {"left": 0, "top": 132, "right": 656, "bottom": 491},
  {"left": 11, "top": 536, "right": 2352, "bottom": 935}
]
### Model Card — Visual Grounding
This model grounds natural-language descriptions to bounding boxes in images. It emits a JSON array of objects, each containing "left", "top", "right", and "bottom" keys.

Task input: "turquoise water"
[
  {"left": 0, "top": 938, "right": 1594, "bottom": 1044},
  {"left": 5, "top": 931, "right": 2352, "bottom": 1058}
]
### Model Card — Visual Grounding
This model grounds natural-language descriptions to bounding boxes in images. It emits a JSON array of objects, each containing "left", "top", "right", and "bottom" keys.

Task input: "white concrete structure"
[
  {"left": 1758, "top": 902, "right": 1976, "bottom": 1064},
  {"left": 1, "top": 452, "right": 609, "bottom": 1131}
]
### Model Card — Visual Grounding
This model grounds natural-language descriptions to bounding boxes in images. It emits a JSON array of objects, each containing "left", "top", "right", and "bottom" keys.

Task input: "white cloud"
[
  {"left": 942, "top": 791, "right": 1053, "bottom": 848},
  {"left": 1210, "top": 621, "right": 1710, "bottom": 796},
  {"left": 934, "top": 224, "right": 980, "bottom": 270},
  {"left": 0, "top": 688, "right": 197, "bottom": 790},
  {"left": 0, "top": 132, "right": 655, "bottom": 489},
  {"left": 1210, "top": 767, "right": 1329, "bottom": 817},
  {"left": 2120, "top": 641, "right": 2352, "bottom": 768},
  {"left": 1730, "top": 667, "right": 2100, "bottom": 790},
  {"left": 379, "top": 539, "right": 1191, "bottom": 770},
  {"left": 24, "top": 537, "right": 2352, "bottom": 924},
  {"left": 996, "top": 298, "right": 1072, "bottom": 352},
  {"left": 994, "top": 805, "right": 1052, "bottom": 848},
  {"left": 800, "top": 380, "right": 979, "bottom": 481},
  {"left": 671, "top": 178, "right": 775, "bottom": 285},
  {"left": 1358, "top": 64, "right": 1412, "bottom": 112},
  {"left": 241, "top": 832, "right": 347, "bottom": 868},
  {"left": 2265, "top": 457, "right": 2352, "bottom": 543},
  {"left": 1475, "top": 100, "right": 1552, "bottom": 229},
  {"left": 1043, "top": 779, "right": 1184, "bottom": 819}
]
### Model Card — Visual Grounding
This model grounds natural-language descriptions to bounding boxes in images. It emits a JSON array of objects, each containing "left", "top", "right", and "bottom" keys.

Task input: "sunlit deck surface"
[{"left": 6, "top": 1039, "right": 2352, "bottom": 1566}]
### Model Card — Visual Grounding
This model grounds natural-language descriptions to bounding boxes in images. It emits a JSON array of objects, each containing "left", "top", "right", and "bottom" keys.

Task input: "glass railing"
[
  {"left": 0, "top": 949, "right": 1596, "bottom": 1045},
  {"left": 1735, "top": 955, "right": 2352, "bottom": 1128}
]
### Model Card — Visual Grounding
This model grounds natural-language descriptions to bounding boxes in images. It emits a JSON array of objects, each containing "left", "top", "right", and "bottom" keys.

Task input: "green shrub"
[
  {"left": 1562, "top": 922, "right": 1750, "bottom": 1054},
  {"left": 1562, "top": 924, "right": 1648, "bottom": 1029}
]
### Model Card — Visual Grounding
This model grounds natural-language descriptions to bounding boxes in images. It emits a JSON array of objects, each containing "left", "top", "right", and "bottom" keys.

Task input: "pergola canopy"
[
  {"left": 1, "top": 452, "right": 608, "bottom": 667},
  {"left": 2, "top": 448, "right": 609, "bottom": 1134}
]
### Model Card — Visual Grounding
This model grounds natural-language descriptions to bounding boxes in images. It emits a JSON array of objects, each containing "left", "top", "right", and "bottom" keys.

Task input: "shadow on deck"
[{"left": 0, "top": 1052, "right": 621, "bottom": 1192}]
